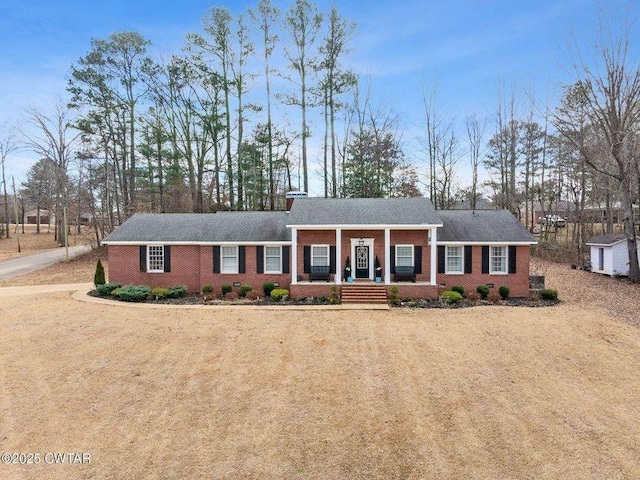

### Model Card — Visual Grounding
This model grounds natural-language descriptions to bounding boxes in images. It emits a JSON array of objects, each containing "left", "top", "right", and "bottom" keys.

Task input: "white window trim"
[
  {"left": 147, "top": 245, "right": 165, "bottom": 273},
  {"left": 221, "top": 245, "right": 239, "bottom": 274},
  {"left": 395, "top": 244, "right": 414, "bottom": 267},
  {"left": 311, "top": 244, "right": 330, "bottom": 267},
  {"left": 445, "top": 245, "right": 464, "bottom": 275},
  {"left": 489, "top": 245, "right": 508, "bottom": 275},
  {"left": 264, "top": 245, "right": 282, "bottom": 274}
]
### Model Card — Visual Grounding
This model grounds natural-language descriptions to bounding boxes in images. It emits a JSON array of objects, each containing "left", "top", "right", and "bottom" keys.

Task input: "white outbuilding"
[{"left": 586, "top": 234, "right": 640, "bottom": 277}]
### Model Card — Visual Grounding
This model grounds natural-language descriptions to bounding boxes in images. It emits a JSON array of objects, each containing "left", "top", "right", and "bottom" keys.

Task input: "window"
[
  {"left": 265, "top": 246, "right": 282, "bottom": 273},
  {"left": 311, "top": 245, "right": 329, "bottom": 266},
  {"left": 147, "top": 245, "right": 164, "bottom": 273},
  {"left": 446, "top": 246, "right": 463, "bottom": 274},
  {"left": 490, "top": 246, "right": 507, "bottom": 274},
  {"left": 221, "top": 246, "right": 239, "bottom": 274},
  {"left": 396, "top": 245, "right": 414, "bottom": 267}
]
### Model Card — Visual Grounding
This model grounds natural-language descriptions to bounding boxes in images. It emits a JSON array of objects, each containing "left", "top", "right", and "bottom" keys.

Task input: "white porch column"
[
  {"left": 430, "top": 227, "right": 437, "bottom": 285},
  {"left": 291, "top": 227, "right": 298, "bottom": 285},
  {"left": 384, "top": 227, "right": 391, "bottom": 285},
  {"left": 335, "top": 228, "right": 342, "bottom": 285}
]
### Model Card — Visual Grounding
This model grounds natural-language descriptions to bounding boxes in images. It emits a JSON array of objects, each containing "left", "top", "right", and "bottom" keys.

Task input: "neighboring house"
[
  {"left": 586, "top": 234, "right": 640, "bottom": 277},
  {"left": 26, "top": 209, "right": 52, "bottom": 225},
  {"left": 102, "top": 197, "right": 537, "bottom": 299}
]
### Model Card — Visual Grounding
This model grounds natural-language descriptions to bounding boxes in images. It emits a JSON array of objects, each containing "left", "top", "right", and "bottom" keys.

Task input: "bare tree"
[
  {"left": 282, "top": 0, "right": 323, "bottom": 194},
  {"left": 554, "top": 11, "right": 640, "bottom": 282},
  {"left": 22, "top": 104, "right": 81, "bottom": 243},
  {"left": 465, "top": 113, "right": 486, "bottom": 210},
  {"left": 0, "top": 125, "right": 19, "bottom": 238}
]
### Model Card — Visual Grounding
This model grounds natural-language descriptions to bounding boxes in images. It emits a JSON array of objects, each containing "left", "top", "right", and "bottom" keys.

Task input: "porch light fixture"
[{"left": 358, "top": 238, "right": 365, "bottom": 247}]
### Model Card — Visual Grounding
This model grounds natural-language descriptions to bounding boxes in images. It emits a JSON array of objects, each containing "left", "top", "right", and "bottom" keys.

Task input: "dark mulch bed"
[
  {"left": 393, "top": 298, "right": 560, "bottom": 309},
  {"left": 87, "top": 290, "right": 335, "bottom": 306}
]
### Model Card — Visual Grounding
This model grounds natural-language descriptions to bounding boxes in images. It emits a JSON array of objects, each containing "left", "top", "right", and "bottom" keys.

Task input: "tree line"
[{"left": 0, "top": 0, "right": 638, "bottom": 281}]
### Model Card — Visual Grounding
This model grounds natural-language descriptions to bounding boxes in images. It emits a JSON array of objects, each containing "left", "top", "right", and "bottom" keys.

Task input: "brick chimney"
[{"left": 285, "top": 191, "right": 308, "bottom": 211}]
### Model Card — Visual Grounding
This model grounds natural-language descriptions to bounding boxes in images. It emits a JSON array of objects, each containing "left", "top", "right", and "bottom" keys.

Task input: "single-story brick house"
[
  {"left": 586, "top": 233, "right": 640, "bottom": 277},
  {"left": 102, "top": 197, "right": 536, "bottom": 299}
]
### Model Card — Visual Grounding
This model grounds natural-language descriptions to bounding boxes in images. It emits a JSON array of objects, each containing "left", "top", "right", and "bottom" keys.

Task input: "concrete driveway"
[{"left": 0, "top": 245, "right": 93, "bottom": 281}]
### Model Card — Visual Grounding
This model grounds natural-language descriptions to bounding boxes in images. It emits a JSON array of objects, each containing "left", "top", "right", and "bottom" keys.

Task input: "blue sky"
[{"left": 0, "top": 0, "right": 629, "bottom": 191}]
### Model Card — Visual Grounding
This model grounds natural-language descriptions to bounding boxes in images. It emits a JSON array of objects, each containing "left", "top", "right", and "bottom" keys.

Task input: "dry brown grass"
[
  {"left": 531, "top": 258, "right": 640, "bottom": 327},
  {"left": 0, "top": 294, "right": 639, "bottom": 479},
  {"left": 0, "top": 225, "right": 94, "bottom": 261}
]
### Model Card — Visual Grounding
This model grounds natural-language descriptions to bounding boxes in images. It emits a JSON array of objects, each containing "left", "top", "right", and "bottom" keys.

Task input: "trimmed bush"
[
  {"left": 97, "top": 282, "right": 121, "bottom": 296},
  {"left": 110, "top": 287, "right": 123, "bottom": 297},
  {"left": 263, "top": 282, "right": 276, "bottom": 297},
  {"left": 476, "top": 285, "right": 490, "bottom": 300},
  {"left": 245, "top": 291, "right": 259, "bottom": 301},
  {"left": 240, "top": 284, "right": 253, "bottom": 297},
  {"left": 451, "top": 285, "right": 465, "bottom": 296},
  {"left": 151, "top": 287, "right": 170, "bottom": 299},
  {"left": 225, "top": 291, "right": 239, "bottom": 300},
  {"left": 389, "top": 286, "right": 400, "bottom": 306},
  {"left": 167, "top": 285, "right": 187, "bottom": 299},
  {"left": 488, "top": 292, "right": 501, "bottom": 303},
  {"left": 270, "top": 288, "right": 289, "bottom": 302},
  {"left": 498, "top": 286, "right": 510, "bottom": 300},
  {"left": 540, "top": 289, "right": 558, "bottom": 301},
  {"left": 441, "top": 290, "right": 463, "bottom": 304},
  {"left": 202, "top": 284, "right": 213, "bottom": 294},
  {"left": 94, "top": 260, "right": 106, "bottom": 286},
  {"left": 117, "top": 285, "right": 150, "bottom": 302},
  {"left": 221, "top": 284, "right": 232, "bottom": 296}
]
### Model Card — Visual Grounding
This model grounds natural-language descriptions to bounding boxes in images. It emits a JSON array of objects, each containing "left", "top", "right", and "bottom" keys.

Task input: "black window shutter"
[
  {"left": 464, "top": 246, "right": 473, "bottom": 274},
  {"left": 213, "top": 246, "right": 220, "bottom": 273},
  {"left": 239, "top": 246, "right": 246, "bottom": 274},
  {"left": 282, "top": 246, "right": 290, "bottom": 274},
  {"left": 256, "top": 246, "right": 264, "bottom": 274},
  {"left": 139, "top": 246, "right": 147, "bottom": 272},
  {"left": 390, "top": 245, "right": 396, "bottom": 274},
  {"left": 482, "top": 246, "right": 489, "bottom": 274},
  {"left": 163, "top": 245, "right": 171, "bottom": 273},
  {"left": 437, "top": 246, "right": 445, "bottom": 274},
  {"left": 414, "top": 246, "right": 422, "bottom": 274},
  {"left": 329, "top": 246, "right": 337, "bottom": 274},
  {"left": 509, "top": 246, "right": 517, "bottom": 273},
  {"left": 303, "top": 246, "right": 311, "bottom": 273}
]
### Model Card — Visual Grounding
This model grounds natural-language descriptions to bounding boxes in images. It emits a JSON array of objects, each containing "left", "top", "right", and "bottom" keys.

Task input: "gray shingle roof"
[
  {"left": 437, "top": 210, "right": 536, "bottom": 243},
  {"left": 102, "top": 212, "right": 291, "bottom": 243},
  {"left": 586, "top": 233, "right": 630, "bottom": 245},
  {"left": 287, "top": 197, "right": 441, "bottom": 226}
]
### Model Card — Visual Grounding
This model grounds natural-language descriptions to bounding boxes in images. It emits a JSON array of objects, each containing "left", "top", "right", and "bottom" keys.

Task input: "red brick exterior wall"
[
  {"left": 436, "top": 245, "right": 531, "bottom": 297},
  {"left": 107, "top": 236, "right": 532, "bottom": 299},
  {"left": 108, "top": 245, "right": 201, "bottom": 292},
  {"left": 108, "top": 244, "right": 291, "bottom": 296}
]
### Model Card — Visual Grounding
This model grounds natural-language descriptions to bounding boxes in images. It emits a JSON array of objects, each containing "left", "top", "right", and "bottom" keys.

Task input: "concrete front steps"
[{"left": 341, "top": 283, "right": 388, "bottom": 304}]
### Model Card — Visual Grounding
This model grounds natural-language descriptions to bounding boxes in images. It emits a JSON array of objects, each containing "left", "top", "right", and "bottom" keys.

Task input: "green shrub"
[
  {"left": 329, "top": 285, "right": 340, "bottom": 304},
  {"left": 202, "top": 284, "right": 213, "bottom": 294},
  {"left": 441, "top": 290, "right": 463, "bottom": 304},
  {"left": 476, "top": 285, "right": 490, "bottom": 300},
  {"left": 389, "top": 286, "right": 400, "bottom": 306},
  {"left": 97, "top": 282, "right": 121, "bottom": 296},
  {"left": 221, "top": 284, "right": 232, "bottom": 296},
  {"left": 151, "top": 287, "right": 170, "bottom": 299},
  {"left": 240, "top": 284, "right": 253, "bottom": 297},
  {"left": 540, "top": 289, "right": 558, "bottom": 301},
  {"left": 263, "top": 282, "right": 276, "bottom": 297},
  {"left": 117, "top": 285, "right": 150, "bottom": 302},
  {"left": 498, "top": 286, "right": 510, "bottom": 300},
  {"left": 451, "top": 285, "right": 465, "bottom": 296},
  {"left": 94, "top": 260, "right": 106, "bottom": 286},
  {"left": 167, "top": 285, "right": 187, "bottom": 298},
  {"left": 110, "top": 287, "right": 123, "bottom": 297},
  {"left": 270, "top": 288, "right": 289, "bottom": 302}
]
